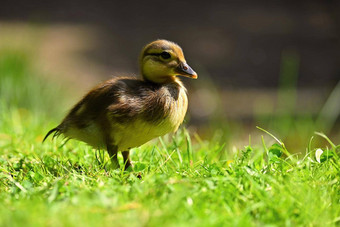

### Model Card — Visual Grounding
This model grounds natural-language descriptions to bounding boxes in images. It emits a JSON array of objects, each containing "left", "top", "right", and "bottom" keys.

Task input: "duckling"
[{"left": 43, "top": 39, "right": 197, "bottom": 169}]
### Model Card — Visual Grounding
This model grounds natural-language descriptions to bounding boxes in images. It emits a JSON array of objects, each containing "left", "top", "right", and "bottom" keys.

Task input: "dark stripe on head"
[
  {"left": 146, "top": 53, "right": 162, "bottom": 57},
  {"left": 140, "top": 40, "right": 184, "bottom": 65},
  {"left": 142, "top": 41, "right": 174, "bottom": 58}
]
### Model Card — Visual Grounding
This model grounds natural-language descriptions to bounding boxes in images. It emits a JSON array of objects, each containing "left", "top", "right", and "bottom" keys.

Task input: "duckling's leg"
[
  {"left": 100, "top": 116, "right": 119, "bottom": 169},
  {"left": 107, "top": 143, "right": 119, "bottom": 169},
  {"left": 122, "top": 151, "right": 131, "bottom": 170}
]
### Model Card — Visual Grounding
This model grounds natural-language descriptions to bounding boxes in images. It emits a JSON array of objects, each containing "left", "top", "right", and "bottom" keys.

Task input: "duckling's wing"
[
  {"left": 105, "top": 79, "right": 174, "bottom": 124},
  {"left": 106, "top": 79, "right": 179, "bottom": 124}
]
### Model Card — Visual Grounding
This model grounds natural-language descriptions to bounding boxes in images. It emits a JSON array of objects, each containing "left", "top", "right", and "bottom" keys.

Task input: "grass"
[{"left": 1, "top": 49, "right": 340, "bottom": 227}]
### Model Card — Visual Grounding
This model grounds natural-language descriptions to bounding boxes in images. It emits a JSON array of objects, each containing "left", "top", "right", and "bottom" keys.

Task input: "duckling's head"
[{"left": 140, "top": 40, "right": 197, "bottom": 83}]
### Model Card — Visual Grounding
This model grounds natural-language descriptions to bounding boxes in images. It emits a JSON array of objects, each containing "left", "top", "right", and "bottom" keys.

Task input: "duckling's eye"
[{"left": 160, "top": 52, "right": 171, "bottom": 60}]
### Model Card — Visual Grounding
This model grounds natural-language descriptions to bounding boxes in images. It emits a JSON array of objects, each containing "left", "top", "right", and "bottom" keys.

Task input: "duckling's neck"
[{"left": 143, "top": 75, "right": 182, "bottom": 85}]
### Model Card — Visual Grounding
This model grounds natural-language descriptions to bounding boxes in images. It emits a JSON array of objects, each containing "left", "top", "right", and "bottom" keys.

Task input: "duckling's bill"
[{"left": 176, "top": 62, "right": 198, "bottom": 79}]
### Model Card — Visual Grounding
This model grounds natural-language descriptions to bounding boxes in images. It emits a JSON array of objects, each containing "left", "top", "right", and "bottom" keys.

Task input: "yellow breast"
[{"left": 163, "top": 84, "right": 188, "bottom": 132}]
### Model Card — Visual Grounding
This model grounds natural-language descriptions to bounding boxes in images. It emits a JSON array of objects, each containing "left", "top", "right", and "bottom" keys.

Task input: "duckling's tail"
[{"left": 43, "top": 126, "right": 62, "bottom": 143}]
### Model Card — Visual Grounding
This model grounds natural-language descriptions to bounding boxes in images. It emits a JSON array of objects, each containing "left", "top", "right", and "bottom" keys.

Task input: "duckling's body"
[
  {"left": 62, "top": 77, "right": 188, "bottom": 151},
  {"left": 44, "top": 40, "right": 197, "bottom": 169}
]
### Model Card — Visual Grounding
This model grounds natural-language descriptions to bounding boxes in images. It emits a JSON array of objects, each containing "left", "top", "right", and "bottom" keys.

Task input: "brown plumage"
[{"left": 44, "top": 40, "right": 197, "bottom": 169}]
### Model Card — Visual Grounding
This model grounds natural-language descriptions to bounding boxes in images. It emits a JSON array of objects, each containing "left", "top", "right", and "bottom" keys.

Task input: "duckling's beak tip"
[{"left": 176, "top": 62, "right": 198, "bottom": 79}]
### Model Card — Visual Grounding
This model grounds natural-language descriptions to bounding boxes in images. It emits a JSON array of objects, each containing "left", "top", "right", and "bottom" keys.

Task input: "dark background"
[{"left": 1, "top": 0, "right": 339, "bottom": 88}]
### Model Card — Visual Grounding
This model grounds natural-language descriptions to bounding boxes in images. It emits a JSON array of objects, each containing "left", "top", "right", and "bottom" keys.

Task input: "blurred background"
[{"left": 0, "top": 0, "right": 339, "bottom": 152}]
